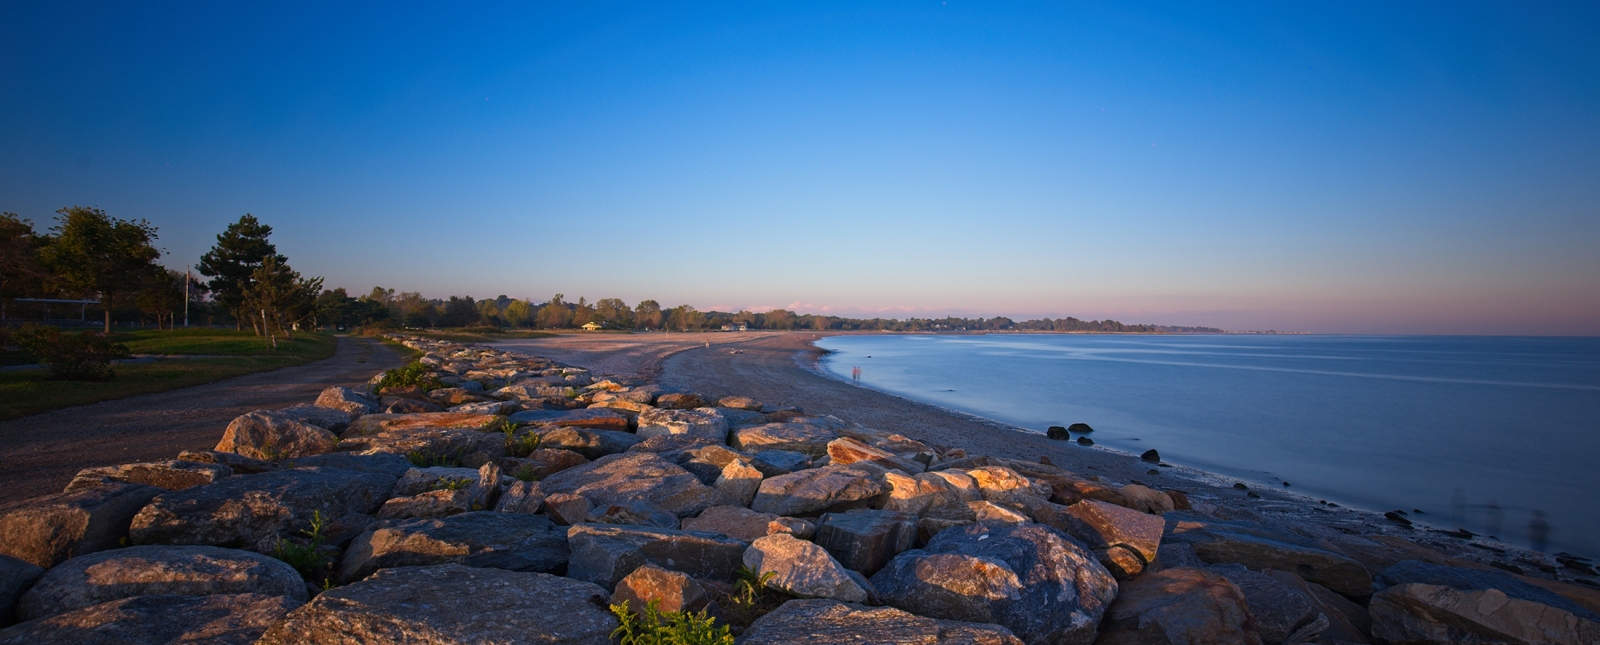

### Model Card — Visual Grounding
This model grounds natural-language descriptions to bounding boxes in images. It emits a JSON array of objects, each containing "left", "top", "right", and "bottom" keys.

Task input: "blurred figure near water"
[
  {"left": 1485, "top": 500, "right": 1503, "bottom": 538},
  {"left": 1530, "top": 510, "right": 1551, "bottom": 553},
  {"left": 1450, "top": 488, "right": 1466, "bottom": 529}
]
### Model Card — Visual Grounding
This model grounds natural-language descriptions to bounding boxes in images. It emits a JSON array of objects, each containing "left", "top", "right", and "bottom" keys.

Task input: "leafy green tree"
[
  {"left": 667, "top": 305, "right": 703, "bottom": 331},
  {"left": 241, "top": 256, "right": 322, "bottom": 347},
  {"left": 136, "top": 269, "right": 192, "bottom": 329},
  {"left": 503, "top": 299, "right": 534, "bottom": 327},
  {"left": 39, "top": 206, "right": 165, "bottom": 333},
  {"left": 634, "top": 299, "right": 662, "bottom": 330},
  {"left": 595, "top": 298, "right": 632, "bottom": 328},
  {"left": 197, "top": 214, "right": 284, "bottom": 331},
  {"left": 315, "top": 288, "right": 357, "bottom": 328},
  {"left": 537, "top": 293, "right": 572, "bottom": 328},
  {"left": 572, "top": 297, "right": 596, "bottom": 327},
  {"left": 0, "top": 212, "right": 52, "bottom": 300},
  {"left": 439, "top": 296, "right": 482, "bottom": 327}
]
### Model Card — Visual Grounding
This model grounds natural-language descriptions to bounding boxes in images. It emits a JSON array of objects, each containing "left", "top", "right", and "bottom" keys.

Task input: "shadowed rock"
[
  {"left": 733, "top": 423, "right": 840, "bottom": 457},
  {"left": 539, "top": 453, "right": 721, "bottom": 518},
  {"left": 814, "top": 509, "right": 918, "bottom": 576},
  {"left": 1164, "top": 512, "right": 1373, "bottom": 598},
  {"left": 537, "top": 427, "right": 642, "bottom": 460},
  {"left": 258, "top": 564, "right": 614, "bottom": 644},
  {"left": 740, "top": 599, "right": 1024, "bottom": 645},
  {"left": 1096, "top": 567, "right": 1262, "bottom": 645},
  {"left": 0, "top": 593, "right": 301, "bottom": 645},
  {"left": 870, "top": 523, "right": 1117, "bottom": 645},
  {"left": 0, "top": 556, "right": 43, "bottom": 627},
  {"left": 338, "top": 512, "right": 569, "bottom": 583},
  {"left": 128, "top": 468, "right": 396, "bottom": 552},
  {"left": 679, "top": 506, "right": 815, "bottom": 543},
  {"left": 17, "top": 545, "right": 305, "bottom": 621},
  {"left": 509, "top": 408, "right": 630, "bottom": 432},
  {"left": 0, "top": 483, "right": 161, "bottom": 568},
  {"left": 66, "top": 460, "right": 230, "bottom": 492},
  {"left": 567, "top": 524, "right": 746, "bottom": 590}
]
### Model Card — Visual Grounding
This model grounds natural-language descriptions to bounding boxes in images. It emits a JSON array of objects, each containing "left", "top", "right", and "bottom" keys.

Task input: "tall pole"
[{"left": 183, "top": 266, "right": 190, "bottom": 328}]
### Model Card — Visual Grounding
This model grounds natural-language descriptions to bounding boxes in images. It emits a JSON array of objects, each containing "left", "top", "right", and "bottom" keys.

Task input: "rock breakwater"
[{"left": 0, "top": 335, "right": 1595, "bottom": 644}]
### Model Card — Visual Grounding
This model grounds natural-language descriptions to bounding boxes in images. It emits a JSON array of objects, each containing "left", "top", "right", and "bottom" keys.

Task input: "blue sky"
[{"left": 2, "top": 2, "right": 1597, "bottom": 334}]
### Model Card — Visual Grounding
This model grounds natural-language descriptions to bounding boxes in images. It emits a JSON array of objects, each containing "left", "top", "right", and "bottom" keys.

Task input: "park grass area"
[
  {"left": 0, "top": 331, "right": 337, "bottom": 420},
  {"left": 398, "top": 329, "right": 558, "bottom": 343}
]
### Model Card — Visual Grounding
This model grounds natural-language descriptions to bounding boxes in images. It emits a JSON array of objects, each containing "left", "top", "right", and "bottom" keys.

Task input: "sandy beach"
[{"left": 493, "top": 330, "right": 1600, "bottom": 601}]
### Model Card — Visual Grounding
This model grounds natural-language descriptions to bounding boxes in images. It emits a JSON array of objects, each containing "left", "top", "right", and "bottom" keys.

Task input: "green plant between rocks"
[
  {"left": 375, "top": 361, "right": 444, "bottom": 393},
  {"left": 513, "top": 464, "right": 541, "bottom": 482},
  {"left": 714, "top": 567, "right": 788, "bottom": 631},
  {"left": 272, "top": 510, "right": 333, "bottom": 580},
  {"left": 430, "top": 477, "right": 471, "bottom": 491},
  {"left": 405, "top": 448, "right": 464, "bottom": 468},
  {"left": 609, "top": 600, "right": 732, "bottom": 645}
]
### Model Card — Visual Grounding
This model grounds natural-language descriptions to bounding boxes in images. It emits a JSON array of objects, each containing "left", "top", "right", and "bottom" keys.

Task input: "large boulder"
[
  {"left": 177, "top": 450, "right": 278, "bottom": 474},
  {"left": 965, "top": 466, "right": 1050, "bottom": 505},
  {"left": 610, "top": 563, "right": 713, "bottom": 615},
  {"left": 827, "top": 437, "right": 923, "bottom": 473},
  {"left": 1369, "top": 560, "right": 1600, "bottom": 645},
  {"left": 566, "top": 524, "right": 746, "bottom": 590},
  {"left": 0, "top": 593, "right": 301, "bottom": 645},
  {"left": 537, "top": 427, "right": 641, "bottom": 460},
  {"left": 741, "top": 599, "right": 1024, "bottom": 645},
  {"left": 278, "top": 404, "right": 357, "bottom": 433},
  {"left": 1036, "top": 499, "right": 1163, "bottom": 579},
  {"left": 679, "top": 505, "right": 816, "bottom": 543},
  {"left": 214, "top": 410, "right": 337, "bottom": 460},
  {"left": 65, "top": 460, "right": 231, "bottom": 492},
  {"left": 0, "top": 556, "right": 43, "bottom": 627},
  {"left": 814, "top": 509, "right": 917, "bottom": 576},
  {"left": 654, "top": 392, "right": 705, "bottom": 409},
  {"left": 499, "top": 448, "right": 588, "bottom": 480},
  {"left": 744, "top": 534, "right": 873, "bottom": 603},
  {"left": 16, "top": 545, "right": 305, "bottom": 621},
  {"left": 1163, "top": 512, "right": 1373, "bottom": 598},
  {"left": 128, "top": 467, "right": 397, "bottom": 552},
  {"left": 1095, "top": 567, "right": 1263, "bottom": 645},
  {"left": 288, "top": 452, "right": 413, "bottom": 476},
  {"left": 258, "top": 564, "right": 615, "bottom": 644},
  {"left": 714, "top": 458, "right": 764, "bottom": 507},
  {"left": 1207, "top": 564, "right": 1325, "bottom": 645},
  {"left": 337, "top": 415, "right": 506, "bottom": 464},
  {"left": 636, "top": 407, "right": 729, "bottom": 443},
  {"left": 509, "top": 408, "right": 630, "bottom": 432},
  {"left": 539, "top": 453, "right": 721, "bottom": 518},
  {"left": 732, "top": 422, "right": 839, "bottom": 456},
  {"left": 338, "top": 512, "right": 568, "bottom": 583},
  {"left": 345, "top": 412, "right": 504, "bottom": 435},
  {"left": 0, "top": 483, "right": 161, "bottom": 568},
  {"left": 870, "top": 523, "right": 1117, "bottom": 645},
  {"left": 882, "top": 470, "right": 981, "bottom": 516},
  {"left": 750, "top": 464, "right": 890, "bottom": 516},
  {"left": 315, "top": 385, "right": 379, "bottom": 416}
]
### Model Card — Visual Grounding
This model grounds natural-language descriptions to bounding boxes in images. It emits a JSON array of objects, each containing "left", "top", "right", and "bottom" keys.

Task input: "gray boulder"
[
  {"left": 1208, "top": 564, "right": 1326, "bottom": 645},
  {"left": 814, "top": 508, "right": 917, "bottom": 576},
  {"left": 65, "top": 460, "right": 231, "bottom": 492},
  {"left": 288, "top": 452, "right": 412, "bottom": 477},
  {"left": 1163, "top": 512, "right": 1373, "bottom": 598},
  {"left": 315, "top": 385, "right": 379, "bottom": 416},
  {"left": 509, "top": 408, "right": 630, "bottom": 432},
  {"left": 537, "top": 427, "right": 641, "bottom": 460},
  {"left": 177, "top": 450, "right": 278, "bottom": 474},
  {"left": 1035, "top": 499, "right": 1163, "bottom": 579},
  {"left": 17, "top": 545, "right": 305, "bottom": 621},
  {"left": 0, "top": 556, "right": 43, "bottom": 627},
  {"left": 635, "top": 407, "right": 729, "bottom": 443},
  {"left": 566, "top": 524, "right": 746, "bottom": 590},
  {"left": 0, "top": 593, "right": 301, "bottom": 645},
  {"left": 214, "top": 410, "right": 337, "bottom": 460},
  {"left": 744, "top": 534, "right": 873, "bottom": 603},
  {"left": 539, "top": 453, "right": 721, "bottom": 518},
  {"left": 128, "top": 467, "right": 397, "bottom": 552},
  {"left": 0, "top": 483, "right": 161, "bottom": 568},
  {"left": 750, "top": 464, "right": 890, "bottom": 516},
  {"left": 258, "top": 564, "right": 614, "bottom": 644},
  {"left": 740, "top": 599, "right": 1024, "bottom": 645},
  {"left": 278, "top": 404, "right": 356, "bottom": 433},
  {"left": 338, "top": 512, "right": 568, "bottom": 583},
  {"left": 733, "top": 422, "right": 839, "bottom": 456},
  {"left": 1369, "top": 560, "right": 1600, "bottom": 645},
  {"left": 680, "top": 505, "right": 816, "bottom": 543},
  {"left": 870, "top": 523, "right": 1117, "bottom": 645},
  {"left": 1096, "top": 567, "right": 1263, "bottom": 645}
]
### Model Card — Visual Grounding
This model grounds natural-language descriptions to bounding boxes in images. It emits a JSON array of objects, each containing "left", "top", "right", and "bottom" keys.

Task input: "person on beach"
[
  {"left": 852, "top": 366, "right": 861, "bottom": 385},
  {"left": 1529, "top": 510, "right": 1551, "bottom": 552}
]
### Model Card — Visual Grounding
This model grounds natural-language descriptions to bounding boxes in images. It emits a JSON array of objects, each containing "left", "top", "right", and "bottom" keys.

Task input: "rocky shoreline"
[{"left": 0, "top": 335, "right": 1595, "bottom": 644}]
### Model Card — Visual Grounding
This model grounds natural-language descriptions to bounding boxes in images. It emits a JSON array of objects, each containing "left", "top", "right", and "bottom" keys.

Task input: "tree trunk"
[{"left": 103, "top": 303, "right": 112, "bottom": 334}]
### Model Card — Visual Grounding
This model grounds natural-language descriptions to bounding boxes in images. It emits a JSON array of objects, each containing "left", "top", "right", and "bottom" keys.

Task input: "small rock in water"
[
  {"left": 1412, "top": 508, "right": 1425, "bottom": 514},
  {"left": 1282, "top": 481, "right": 1291, "bottom": 487},
  {"left": 1140, "top": 450, "right": 1160, "bottom": 463},
  {"left": 1068, "top": 423, "right": 1093, "bottom": 434},
  {"left": 1077, "top": 437, "right": 1094, "bottom": 446},
  {"left": 1147, "top": 469, "right": 1160, "bottom": 475},
  {"left": 1046, "top": 426, "right": 1070, "bottom": 440},
  {"left": 1384, "top": 511, "right": 1413, "bottom": 526},
  {"left": 1246, "top": 491, "right": 1260, "bottom": 498},
  {"left": 1233, "top": 482, "right": 1248, "bottom": 490}
]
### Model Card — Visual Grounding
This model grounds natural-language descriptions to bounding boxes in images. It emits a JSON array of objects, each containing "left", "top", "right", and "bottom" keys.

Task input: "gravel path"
[{"left": 0, "top": 336, "right": 404, "bottom": 503}]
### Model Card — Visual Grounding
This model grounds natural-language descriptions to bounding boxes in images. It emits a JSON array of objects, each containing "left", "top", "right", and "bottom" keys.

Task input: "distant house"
[
  {"left": 581, "top": 322, "right": 602, "bottom": 331},
  {"left": 720, "top": 323, "right": 749, "bottom": 332}
]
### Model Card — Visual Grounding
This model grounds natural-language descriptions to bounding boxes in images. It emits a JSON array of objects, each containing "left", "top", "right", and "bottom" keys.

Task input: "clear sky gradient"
[{"left": 3, "top": 2, "right": 1597, "bottom": 334}]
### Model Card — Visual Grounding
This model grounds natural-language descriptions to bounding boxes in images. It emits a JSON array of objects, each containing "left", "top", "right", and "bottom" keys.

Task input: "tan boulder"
[
  {"left": 0, "top": 484, "right": 160, "bottom": 568},
  {"left": 713, "top": 458, "right": 764, "bottom": 507},
  {"left": 744, "top": 534, "right": 871, "bottom": 603},
  {"left": 680, "top": 506, "right": 816, "bottom": 543},
  {"left": 215, "top": 410, "right": 336, "bottom": 461},
  {"left": 65, "top": 460, "right": 230, "bottom": 492},
  {"left": 826, "top": 438, "right": 924, "bottom": 473},
  {"left": 611, "top": 563, "right": 713, "bottom": 615}
]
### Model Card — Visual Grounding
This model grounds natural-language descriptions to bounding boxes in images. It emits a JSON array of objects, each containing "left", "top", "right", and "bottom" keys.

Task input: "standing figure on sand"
[{"left": 852, "top": 365, "right": 861, "bottom": 386}]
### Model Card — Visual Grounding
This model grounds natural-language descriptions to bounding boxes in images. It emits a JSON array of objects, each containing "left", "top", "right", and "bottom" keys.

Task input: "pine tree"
[{"left": 197, "top": 214, "right": 284, "bottom": 331}]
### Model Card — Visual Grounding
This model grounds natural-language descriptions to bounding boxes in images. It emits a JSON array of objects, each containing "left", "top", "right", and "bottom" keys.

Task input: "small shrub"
[
  {"left": 513, "top": 464, "right": 541, "bottom": 482},
  {"left": 610, "top": 600, "right": 733, "bottom": 645},
  {"left": 13, "top": 324, "right": 130, "bottom": 380},
  {"left": 714, "top": 567, "right": 788, "bottom": 631},
  {"left": 430, "top": 477, "right": 471, "bottom": 491},
  {"left": 504, "top": 427, "right": 541, "bottom": 459},
  {"left": 272, "top": 510, "right": 333, "bottom": 579},
  {"left": 406, "top": 448, "right": 463, "bottom": 468},
  {"left": 375, "top": 361, "right": 444, "bottom": 393}
]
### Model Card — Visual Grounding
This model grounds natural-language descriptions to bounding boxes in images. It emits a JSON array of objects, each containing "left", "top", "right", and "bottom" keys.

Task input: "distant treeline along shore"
[{"left": 2, "top": 209, "right": 1218, "bottom": 335}]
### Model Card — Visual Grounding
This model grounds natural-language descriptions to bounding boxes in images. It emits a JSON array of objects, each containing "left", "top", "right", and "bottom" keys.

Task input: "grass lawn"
[
  {"left": 0, "top": 330, "right": 337, "bottom": 421},
  {"left": 398, "top": 329, "right": 558, "bottom": 343}
]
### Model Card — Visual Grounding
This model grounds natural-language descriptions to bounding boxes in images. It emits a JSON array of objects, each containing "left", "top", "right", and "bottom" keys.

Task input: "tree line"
[{"left": 4, "top": 209, "right": 1211, "bottom": 336}]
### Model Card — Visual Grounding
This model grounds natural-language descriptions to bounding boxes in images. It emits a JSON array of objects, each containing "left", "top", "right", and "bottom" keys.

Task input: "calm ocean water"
[{"left": 816, "top": 334, "right": 1600, "bottom": 557}]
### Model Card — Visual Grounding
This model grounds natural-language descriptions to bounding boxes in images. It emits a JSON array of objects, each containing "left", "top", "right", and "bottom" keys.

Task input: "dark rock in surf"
[
  {"left": 1067, "top": 423, "right": 1093, "bottom": 434},
  {"left": 1140, "top": 449, "right": 1161, "bottom": 463},
  {"left": 1046, "top": 426, "right": 1070, "bottom": 440}
]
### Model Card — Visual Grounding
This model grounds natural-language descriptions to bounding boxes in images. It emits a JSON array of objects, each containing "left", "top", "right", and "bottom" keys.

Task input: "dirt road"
[{"left": 0, "top": 336, "right": 403, "bottom": 503}]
